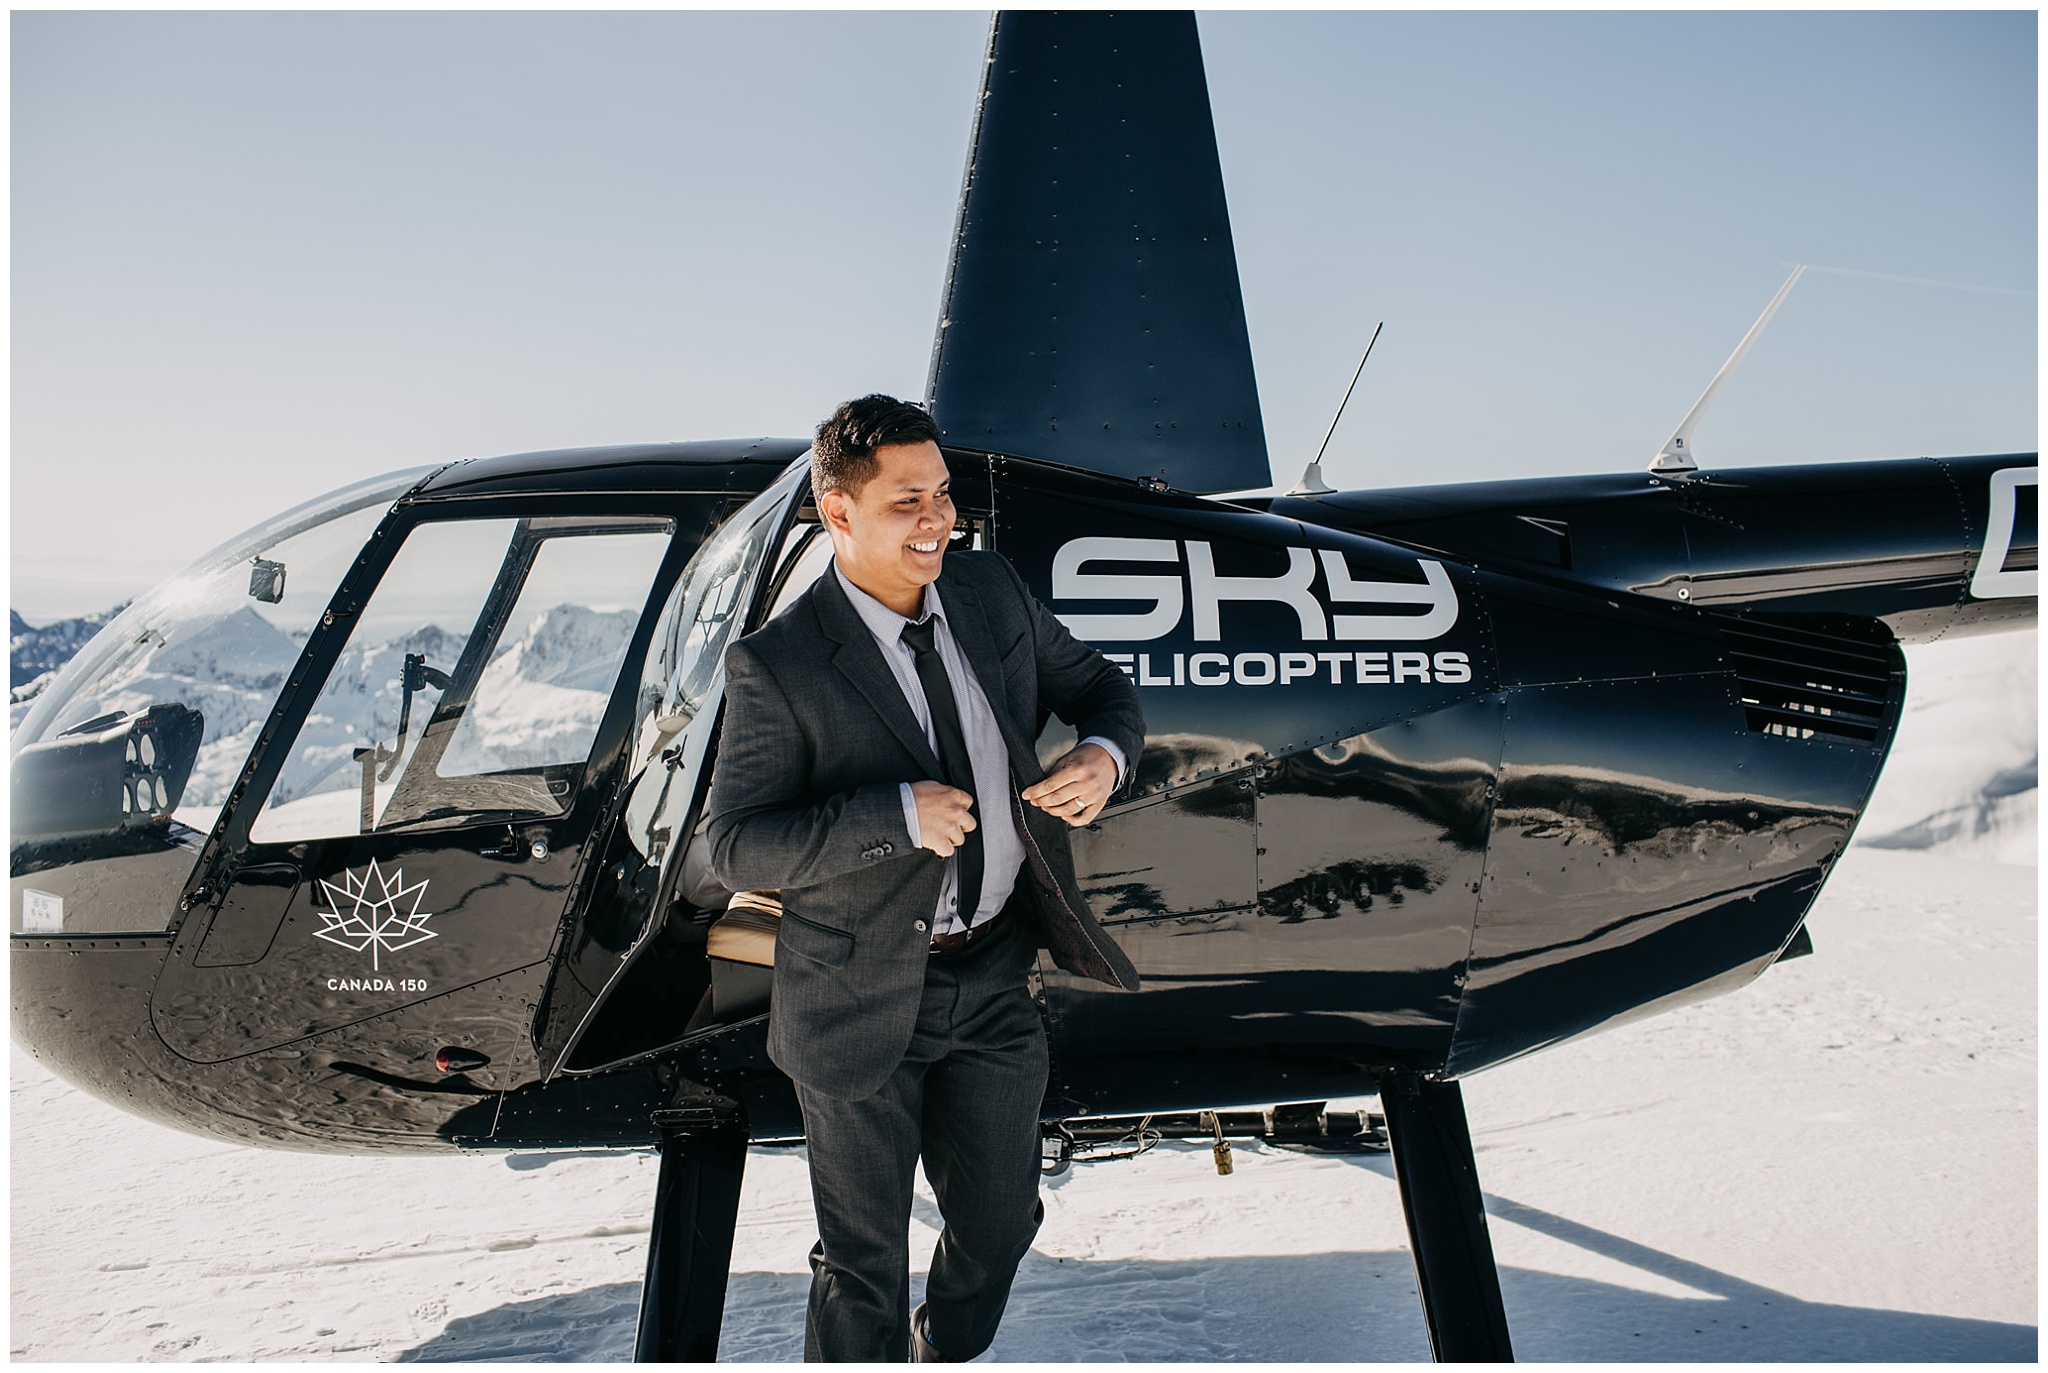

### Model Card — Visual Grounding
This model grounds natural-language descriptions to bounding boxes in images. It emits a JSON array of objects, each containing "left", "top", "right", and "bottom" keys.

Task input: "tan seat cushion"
[{"left": 707, "top": 890, "right": 782, "bottom": 966}]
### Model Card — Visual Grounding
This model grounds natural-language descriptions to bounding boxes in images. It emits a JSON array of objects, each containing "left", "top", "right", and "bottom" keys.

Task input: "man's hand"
[
  {"left": 910, "top": 781, "right": 977, "bottom": 857},
  {"left": 1021, "top": 742, "right": 1118, "bottom": 827}
]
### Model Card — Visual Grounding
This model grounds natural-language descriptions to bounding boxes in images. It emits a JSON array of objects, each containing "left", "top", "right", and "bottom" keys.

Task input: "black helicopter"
[{"left": 9, "top": 11, "right": 2035, "bottom": 1363}]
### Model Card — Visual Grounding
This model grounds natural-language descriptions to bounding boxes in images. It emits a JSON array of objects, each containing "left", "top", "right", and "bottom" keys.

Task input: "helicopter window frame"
[
  {"left": 380, "top": 515, "right": 676, "bottom": 830},
  {"left": 245, "top": 512, "right": 677, "bottom": 843}
]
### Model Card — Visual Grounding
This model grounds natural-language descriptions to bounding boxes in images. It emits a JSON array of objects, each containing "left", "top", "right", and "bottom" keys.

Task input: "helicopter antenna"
[
  {"left": 1649, "top": 264, "right": 1806, "bottom": 476},
  {"left": 1291, "top": 321, "right": 1384, "bottom": 497}
]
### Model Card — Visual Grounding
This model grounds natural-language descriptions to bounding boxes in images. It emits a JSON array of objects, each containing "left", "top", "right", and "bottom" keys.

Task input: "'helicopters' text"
[{"left": 1103, "top": 649, "right": 1471, "bottom": 688}]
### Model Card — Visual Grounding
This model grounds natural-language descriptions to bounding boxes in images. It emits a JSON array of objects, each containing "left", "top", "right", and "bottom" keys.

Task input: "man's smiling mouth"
[{"left": 909, "top": 540, "right": 942, "bottom": 553}]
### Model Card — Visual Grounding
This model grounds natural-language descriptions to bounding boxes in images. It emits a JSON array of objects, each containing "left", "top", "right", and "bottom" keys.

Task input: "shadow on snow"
[{"left": 398, "top": 1180, "right": 2035, "bottom": 1362}]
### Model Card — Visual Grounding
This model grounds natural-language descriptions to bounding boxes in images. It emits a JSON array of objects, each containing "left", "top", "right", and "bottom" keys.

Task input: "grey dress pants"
[{"left": 794, "top": 915, "right": 1048, "bottom": 1362}]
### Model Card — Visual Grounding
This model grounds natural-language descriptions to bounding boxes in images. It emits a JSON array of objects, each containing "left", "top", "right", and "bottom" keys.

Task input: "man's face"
[{"left": 822, "top": 439, "right": 957, "bottom": 615}]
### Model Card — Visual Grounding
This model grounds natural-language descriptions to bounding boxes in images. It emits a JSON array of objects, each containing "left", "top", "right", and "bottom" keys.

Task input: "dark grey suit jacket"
[{"left": 705, "top": 550, "right": 1144, "bottom": 1099}]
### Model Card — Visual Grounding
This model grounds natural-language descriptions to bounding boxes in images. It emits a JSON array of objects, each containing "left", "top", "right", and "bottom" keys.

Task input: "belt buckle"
[{"left": 930, "top": 914, "right": 995, "bottom": 956}]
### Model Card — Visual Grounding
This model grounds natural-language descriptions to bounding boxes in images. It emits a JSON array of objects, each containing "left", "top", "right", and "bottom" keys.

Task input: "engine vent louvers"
[{"left": 1714, "top": 614, "right": 1896, "bottom": 744}]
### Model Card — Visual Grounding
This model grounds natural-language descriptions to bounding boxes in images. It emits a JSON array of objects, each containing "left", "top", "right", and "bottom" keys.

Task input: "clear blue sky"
[{"left": 13, "top": 10, "right": 2036, "bottom": 620}]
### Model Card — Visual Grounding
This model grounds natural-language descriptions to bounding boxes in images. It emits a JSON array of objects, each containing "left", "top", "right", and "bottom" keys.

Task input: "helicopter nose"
[{"left": 12, "top": 904, "right": 179, "bottom": 1113}]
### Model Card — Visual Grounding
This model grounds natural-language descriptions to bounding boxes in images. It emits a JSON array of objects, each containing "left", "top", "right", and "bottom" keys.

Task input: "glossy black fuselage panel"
[
  {"left": 993, "top": 461, "right": 1498, "bottom": 1109},
  {"left": 1450, "top": 590, "right": 1902, "bottom": 1074}
]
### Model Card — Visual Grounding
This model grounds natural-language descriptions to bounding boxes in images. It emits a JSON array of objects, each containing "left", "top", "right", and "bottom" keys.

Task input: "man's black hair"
[{"left": 811, "top": 394, "right": 942, "bottom": 503}]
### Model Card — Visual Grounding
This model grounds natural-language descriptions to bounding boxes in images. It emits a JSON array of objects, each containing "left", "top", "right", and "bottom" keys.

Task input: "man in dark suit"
[{"left": 706, "top": 395, "right": 1143, "bottom": 1362}]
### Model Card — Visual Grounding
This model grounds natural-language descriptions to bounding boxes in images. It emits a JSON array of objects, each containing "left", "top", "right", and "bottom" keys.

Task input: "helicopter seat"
[{"left": 704, "top": 890, "right": 780, "bottom": 1023}]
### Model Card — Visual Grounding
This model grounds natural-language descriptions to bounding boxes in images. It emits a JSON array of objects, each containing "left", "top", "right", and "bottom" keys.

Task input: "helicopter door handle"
[{"left": 483, "top": 826, "right": 550, "bottom": 861}]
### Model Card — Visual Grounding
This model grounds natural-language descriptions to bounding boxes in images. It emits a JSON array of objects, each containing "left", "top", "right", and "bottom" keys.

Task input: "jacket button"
[
  {"left": 914, "top": 920, "right": 928, "bottom": 933},
  {"left": 880, "top": 842, "right": 893, "bottom": 855}
]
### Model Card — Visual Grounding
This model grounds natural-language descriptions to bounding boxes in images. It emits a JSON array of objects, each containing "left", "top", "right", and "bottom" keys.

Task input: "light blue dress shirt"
[{"left": 832, "top": 562, "right": 1125, "bottom": 937}]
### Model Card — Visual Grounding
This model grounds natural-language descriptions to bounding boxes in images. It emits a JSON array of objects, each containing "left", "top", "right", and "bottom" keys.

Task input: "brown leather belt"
[{"left": 930, "top": 911, "right": 1004, "bottom": 956}]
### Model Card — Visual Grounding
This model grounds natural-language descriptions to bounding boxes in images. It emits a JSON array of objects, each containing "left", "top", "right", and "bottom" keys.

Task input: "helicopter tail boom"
[{"left": 1276, "top": 453, "right": 2037, "bottom": 644}]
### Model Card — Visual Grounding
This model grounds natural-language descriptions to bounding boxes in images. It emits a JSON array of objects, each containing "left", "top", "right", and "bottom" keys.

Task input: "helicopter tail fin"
[{"left": 927, "top": 11, "right": 1272, "bottom": 494}]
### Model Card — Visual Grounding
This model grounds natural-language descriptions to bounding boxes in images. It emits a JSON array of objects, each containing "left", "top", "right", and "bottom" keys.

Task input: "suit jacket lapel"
[{"left": 813, "top": 567, "right": 945, "bottom": 778}]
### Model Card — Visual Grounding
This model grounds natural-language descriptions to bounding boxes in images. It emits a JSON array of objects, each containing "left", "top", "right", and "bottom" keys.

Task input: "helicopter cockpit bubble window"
[
  {"left": 634, "top": 460, "right": 806, "bottom": 756},
  {"left": 249, "top": 515, "right": 673, "bottom": 844},
  {"left": 622, "top": 456, "right": 809, "bottom": 864},
  {"left": 763, "top": 521, "right": 835, "bottom": 624},
  {"left": 10, "top": 467, "right": 433, "bottom": 841}
]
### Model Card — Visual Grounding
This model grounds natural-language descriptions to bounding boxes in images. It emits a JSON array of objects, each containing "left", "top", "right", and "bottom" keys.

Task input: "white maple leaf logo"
[{"left": 314, "top": 859, "right": 437, "bottom": 971}]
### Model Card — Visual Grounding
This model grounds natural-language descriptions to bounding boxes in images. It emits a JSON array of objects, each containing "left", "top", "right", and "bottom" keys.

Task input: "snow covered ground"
[{"left": 10, "top": 635, "right": 2036, "bottom": 1362}]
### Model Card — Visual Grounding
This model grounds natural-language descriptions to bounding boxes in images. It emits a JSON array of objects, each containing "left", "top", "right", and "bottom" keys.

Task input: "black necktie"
[{"left": 899, "top": 617, "right": 984, "bottom": 924}]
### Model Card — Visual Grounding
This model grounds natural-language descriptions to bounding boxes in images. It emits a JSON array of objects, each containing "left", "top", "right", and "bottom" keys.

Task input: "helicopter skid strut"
[
  {"left": 625, "top": 1079, "right": 1511, "bottom": 1362},
  {"left": 1380, "top": 1070, "right": 1515, "bottom": 1362},
  {"left": 633, "top": 1106, "right": 749, "bottom": 1362}
]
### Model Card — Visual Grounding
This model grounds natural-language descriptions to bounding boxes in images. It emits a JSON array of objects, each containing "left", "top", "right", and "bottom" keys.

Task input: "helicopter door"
[
  {"left": 151, "top": 514, "right": 675, "bottom": 1067},
  {"left": 533, "top": 460, "right": 813, "bottom": 1074}
]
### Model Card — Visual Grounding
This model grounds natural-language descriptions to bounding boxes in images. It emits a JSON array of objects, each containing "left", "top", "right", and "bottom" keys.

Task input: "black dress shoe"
[{"left": 910, "top": 1302, "right": 950, "bottom": 1363}]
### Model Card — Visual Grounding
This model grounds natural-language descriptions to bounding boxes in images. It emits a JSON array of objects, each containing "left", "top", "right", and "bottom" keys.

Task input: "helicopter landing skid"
[
  {"left": 1379, "top": 1070, "right": 1514, "bottom": 1362},
  {"left": 633, "top": 1105, "right": 748, "bottom": 1362}
]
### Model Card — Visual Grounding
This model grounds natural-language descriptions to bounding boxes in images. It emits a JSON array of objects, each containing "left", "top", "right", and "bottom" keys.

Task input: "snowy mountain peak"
[
  {"left": 496, "top": 605, "right": 642, "bottom": 694},
  {"left": 396, "top": 623, "right": 467, "bottom": 665},
  {"left": 11, "top": 602, "right": 131, "bottom": 689},
  {"left": 146, "top": 605, "right": 302, "bottom": 692}
]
